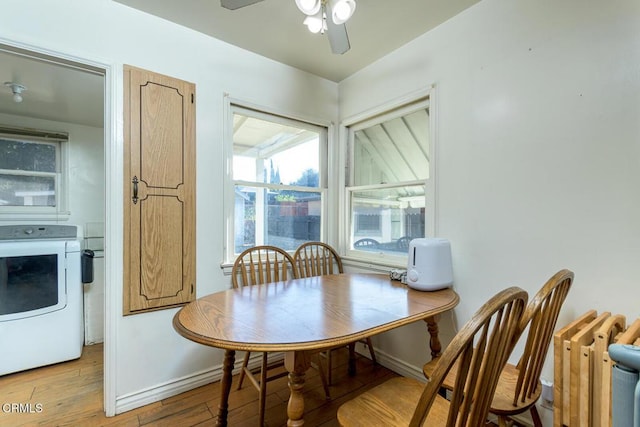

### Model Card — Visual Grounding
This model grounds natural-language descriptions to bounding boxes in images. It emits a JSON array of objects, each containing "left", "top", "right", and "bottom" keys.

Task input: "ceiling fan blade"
[
  {"left": 220, "top": 0, "right": 264, "bottom": 10},
  {"left": 326, "top": 19, "right": 351, "bottom": 54}
]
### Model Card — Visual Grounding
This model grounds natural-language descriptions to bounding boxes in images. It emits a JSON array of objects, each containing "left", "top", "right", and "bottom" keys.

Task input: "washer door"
[{"left": 0, "top": 241, "right": 67, "bottom": 322}]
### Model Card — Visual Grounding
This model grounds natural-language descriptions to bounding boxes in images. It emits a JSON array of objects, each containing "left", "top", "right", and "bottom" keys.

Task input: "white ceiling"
[
  {"left": 0, "top": 0, "right": 479, "bottom": 129},
  {"left": 0, "top": 47, "right": 104, "bottom": 128},
  {"left": 114, "top": 0, "right": 480, "bottom": 82}
]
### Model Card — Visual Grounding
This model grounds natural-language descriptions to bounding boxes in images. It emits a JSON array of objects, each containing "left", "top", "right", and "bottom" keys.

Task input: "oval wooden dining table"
[{"left": 173, "top": 273, "right": 459, "bottom": 426}]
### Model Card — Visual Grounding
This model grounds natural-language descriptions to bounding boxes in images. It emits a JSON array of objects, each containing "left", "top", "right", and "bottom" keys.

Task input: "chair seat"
[
  {"left": 490, "top": 363, "right": 541, "bottom": 415},
  {"left": 423, "top": 359, "right": 542, "bottom": 415},
  {"left": 337, "top": 377, "right": 450, "bottom": 426},
  {"left": 422, "top": 356, "right": 456, "bottom": 390}
]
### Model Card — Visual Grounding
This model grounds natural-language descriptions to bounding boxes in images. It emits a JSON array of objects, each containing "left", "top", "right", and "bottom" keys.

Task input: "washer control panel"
[{"left": 0, "top": 225, "right": 77, "bottom": 240}]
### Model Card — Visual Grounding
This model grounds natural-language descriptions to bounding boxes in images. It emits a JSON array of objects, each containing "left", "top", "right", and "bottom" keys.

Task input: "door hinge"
[{"left": 191, "top": 93, "right": 194, "bottom": 103}]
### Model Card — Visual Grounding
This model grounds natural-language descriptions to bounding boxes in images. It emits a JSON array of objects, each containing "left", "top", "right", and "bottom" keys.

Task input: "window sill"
[
  {"left": 221, "top": 256, "right": 406, "bottom": 277},
  {"left": 341, "top": 256, "right": 406, "bottom": 272},
  {"left": 220, "top": 262, "right": 233, "bottom": 276},
  {"left": 0, "top": 211, "right": 71, "bottom": 222}
]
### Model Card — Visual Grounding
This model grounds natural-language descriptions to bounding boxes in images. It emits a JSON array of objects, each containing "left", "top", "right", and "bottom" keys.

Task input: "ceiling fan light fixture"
[
  {"left": 303, "top": 11, "right": 326, "bottom": 34},
  {"left": 329, "top": 0, "right": 356, "bottom": 24},
  {"left": 295, "top": 0, "right": 321, "bottom": 15}
]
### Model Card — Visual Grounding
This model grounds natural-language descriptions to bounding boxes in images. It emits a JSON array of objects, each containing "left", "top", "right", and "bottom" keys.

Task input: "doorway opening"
[{"left": 0, "top": 41, "right": 110, "bottom": 413}]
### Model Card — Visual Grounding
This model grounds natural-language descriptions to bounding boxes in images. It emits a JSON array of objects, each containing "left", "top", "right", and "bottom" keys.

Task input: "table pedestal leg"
[
  {"left": 284, "top": 351, "right": 312, "bottom": 426},
  {"left": 215, "top": 349, "right": 235, "bottom": 427},
  {"left": 425, "top": 315, "right": 442, "bottom": 359}
]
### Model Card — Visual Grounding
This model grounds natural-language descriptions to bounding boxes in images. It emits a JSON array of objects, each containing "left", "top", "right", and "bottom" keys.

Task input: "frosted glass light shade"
[
  {"left": 295, "top": 0, "right": 321, "bottom": 15},
  {"left": 329, "top": 0, "right": 356, "bottom": 24},
  {"left": 303, "top": 12, "right": 326, "bottom": 33}
]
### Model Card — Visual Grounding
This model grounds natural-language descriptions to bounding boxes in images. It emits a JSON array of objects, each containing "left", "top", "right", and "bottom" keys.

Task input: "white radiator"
[{"left": 609, "top": 344, "right": 640, "bottom": 427}]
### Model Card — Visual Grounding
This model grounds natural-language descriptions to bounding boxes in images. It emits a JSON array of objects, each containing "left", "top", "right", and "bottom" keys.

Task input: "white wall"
[
  {"left": 0, "top": 0, "right": 338, "bottom": 414},
  {"left": 340, "top": 0, "right": 640, "bottom": 423}
]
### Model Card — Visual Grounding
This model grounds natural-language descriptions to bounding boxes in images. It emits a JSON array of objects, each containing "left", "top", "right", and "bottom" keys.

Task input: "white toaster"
[{"left": 406, "top": 238, "right": 453, "bottom": 291}]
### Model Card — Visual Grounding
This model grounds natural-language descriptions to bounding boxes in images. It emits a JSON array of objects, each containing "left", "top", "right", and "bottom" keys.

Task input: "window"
[
  {"left": 0, "top": 127, "right": 68, "bottom": 218},
  {"left": 224, "top": 104, "right": 328, "bottom": 261},
  {"left": 344, "top": 94, "right": 433, "bottom": 261}
]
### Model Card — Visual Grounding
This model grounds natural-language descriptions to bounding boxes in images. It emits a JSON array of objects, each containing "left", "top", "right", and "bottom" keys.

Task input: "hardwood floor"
[{"left": 0, "top": 344, "right": 397, "bottom": 426}]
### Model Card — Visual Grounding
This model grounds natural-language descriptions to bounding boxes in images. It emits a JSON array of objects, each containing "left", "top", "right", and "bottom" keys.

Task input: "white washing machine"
[{"left": 0, "top": 225, "right": 84, "bottom": 376}]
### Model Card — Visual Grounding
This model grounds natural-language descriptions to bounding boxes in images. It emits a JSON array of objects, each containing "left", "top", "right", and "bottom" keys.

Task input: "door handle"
[{"left": 132, "top": 176, "right": 139, "bottom": 204}]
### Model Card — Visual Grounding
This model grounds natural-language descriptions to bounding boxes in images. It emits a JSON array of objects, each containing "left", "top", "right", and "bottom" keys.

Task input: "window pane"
[
  {"left": 232, "top": 114, "right": 320, "bottom": 188},
  {"left": 0, "top": 174, "right": 56, "bottom": 206},
  {"left": 353, "top": 108, "right": 429, "bottom": 186},
  {"left": 234, "top": 185, "right": 321, "bottom": 253},
  {"left": 0, "top": 139, "right": 56, "bottom": 173},
  {"left": 350, "top": 185, "right": 425, "bottom": 254}
]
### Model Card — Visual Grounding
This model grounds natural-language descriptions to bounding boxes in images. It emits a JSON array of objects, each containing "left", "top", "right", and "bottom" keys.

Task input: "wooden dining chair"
[
  {"left": 422, "top": 269, "right": 574, "bottom": 427},
  {"left": 295, "top": 241, "right": 344, "bottom": 277},
  {"left": 231, "top": 245, "right": 297, "bottom": 288},
  {"left": 294, "top": 242, "right": 377, "bottom": 386},
  {"left": 337, "top": 286, "right": 528, "bottom": 426},
  {"left": 232, "top": 245, "right": 329, "bottom": 425}
]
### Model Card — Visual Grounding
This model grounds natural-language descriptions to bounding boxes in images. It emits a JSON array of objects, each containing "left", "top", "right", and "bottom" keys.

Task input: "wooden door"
[{"left": 123, "top": 65, "right": 196, "bottom": 315}]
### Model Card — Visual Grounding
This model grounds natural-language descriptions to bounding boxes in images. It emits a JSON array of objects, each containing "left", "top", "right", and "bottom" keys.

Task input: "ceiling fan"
[{"left": 220, "top": 0, "right": 356, "bottom": 54}]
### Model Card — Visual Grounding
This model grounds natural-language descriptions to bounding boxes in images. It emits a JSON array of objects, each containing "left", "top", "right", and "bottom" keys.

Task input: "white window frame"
[
  {"left": 222, "top": 95, "right": 332, "bottom": 266},
  {"left": 339, "top": 86, "right": 437, "bottom": 266},
  {"left": 0, "top": 127, "right": 70, "bottom": 221}
]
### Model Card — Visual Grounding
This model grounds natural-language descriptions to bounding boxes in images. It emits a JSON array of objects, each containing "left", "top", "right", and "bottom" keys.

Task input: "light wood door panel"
[
  {"left": 139, "top": 196, "right": 184, "bottom": 301},
  {"left": 139, "top": 82, "right": 184, "bottom": 187},
  {"left": 124, "top": 65, "right": 196, "bottom": 315}
]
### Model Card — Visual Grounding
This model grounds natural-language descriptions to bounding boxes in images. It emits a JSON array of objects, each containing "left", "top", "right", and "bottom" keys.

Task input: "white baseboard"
[
  {"left": 116, "top": 343, "right": 530, "bottom": 425},
  {"left": 114, "top": 345, "right": 408, "bottom": 415},
  {"left": 115, "top": 365, "right": 221, "bottom": 414},
  {"left": 353, "top": 342, "right": 425, "bottom": 382},
  {"left": 117, "top": 345, "right": 532, "bottom": 424},
  {"left": 114, "top": 352, "right": 284, "bottom": 415}
]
